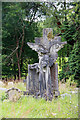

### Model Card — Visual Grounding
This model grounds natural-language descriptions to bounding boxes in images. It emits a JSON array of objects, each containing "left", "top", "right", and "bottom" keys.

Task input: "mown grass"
[{"left": 0, "top": 81, "right": 78, "bottom": 118}]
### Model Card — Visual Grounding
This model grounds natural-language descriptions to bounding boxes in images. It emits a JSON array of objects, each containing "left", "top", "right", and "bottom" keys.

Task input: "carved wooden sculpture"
[{"left": 27, "top": 28, "right": 67, "bottom": 100}]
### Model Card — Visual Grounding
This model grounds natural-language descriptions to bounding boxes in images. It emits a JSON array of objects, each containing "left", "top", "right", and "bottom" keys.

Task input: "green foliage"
[
  {"left": 58, "top": 2, "right": 80, "bottom": 86},
  {"left": 59, "top": 62, "right": 70, "bottom": 81},
  {"left": 59, "top": 42, "right": 80, "bottom": 87},
  {"left": 68, "top": 41, "right": 80, "bottom": 86},
  {"left": 2, "top": 1, "right": 80, "bottom": 84},
  {"left": 1, "top": 93, "right": 8, "bottom": 101},
  {"left": 2, "top": 2, "right": 43, "bottom": 80}
]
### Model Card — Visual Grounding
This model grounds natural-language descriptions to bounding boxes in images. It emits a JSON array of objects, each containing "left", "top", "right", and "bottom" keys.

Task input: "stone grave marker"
[
  {"left": 6, "top": 87, "right": 22, "bottom": 102},
  {"left": 27, "top": 28, "right": 67, "bottom": 100}
]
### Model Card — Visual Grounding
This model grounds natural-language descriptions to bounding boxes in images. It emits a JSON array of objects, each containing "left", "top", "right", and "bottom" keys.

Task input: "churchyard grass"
[{"left": 0, "top": 81, "right": 78, "bottom": 118}]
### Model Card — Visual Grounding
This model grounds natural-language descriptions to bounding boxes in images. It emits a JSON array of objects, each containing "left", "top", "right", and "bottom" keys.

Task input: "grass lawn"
[{"left": 0, "top": 81, "right": 78, "bottom": 118}]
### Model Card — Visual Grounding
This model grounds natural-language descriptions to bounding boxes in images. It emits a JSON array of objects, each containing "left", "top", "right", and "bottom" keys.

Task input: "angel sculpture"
[
  {"left": 27, "top": 28, "right": 67, "bottom": 100},
  {"left": 27, "top": 40, "right": 67, "bottom": 67}
]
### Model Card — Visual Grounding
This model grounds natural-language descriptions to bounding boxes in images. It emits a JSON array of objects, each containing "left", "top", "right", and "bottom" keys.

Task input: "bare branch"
[{"left": 3, "top": 47, "right": 19, "bottom": 63}]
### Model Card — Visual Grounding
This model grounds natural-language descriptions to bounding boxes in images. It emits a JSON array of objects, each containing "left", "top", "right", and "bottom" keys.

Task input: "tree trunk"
[
  {"left": 16, "top": 35, "right": 21, "bottom": 80},
  {"left": 17, "top": 60, "right": 21, "bottom": 81},
  {"left": 13, "top": 63, "right": 16, "bottom": 81},
  {"left": 15, "top": 27, "right": 25, "bottom": 81},
  {"left": 16, "top": 51, "right": 21, "bottom": 80}
]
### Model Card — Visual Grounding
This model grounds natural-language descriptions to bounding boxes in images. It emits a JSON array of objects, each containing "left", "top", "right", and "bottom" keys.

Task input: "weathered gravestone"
[
  {"left": 6, "top": 87, "right": 22, "bottom": 102},
  {"left": 27, "top": 28, "right": 67, "bottom": 100}
]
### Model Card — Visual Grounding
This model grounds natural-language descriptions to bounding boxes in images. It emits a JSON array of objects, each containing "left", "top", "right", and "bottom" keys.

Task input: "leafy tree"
[
  {"left": 2, "top": 1, "right": 80, "bottom": 86},
  {"left": 59, "top": 1, "right": 80, "bottom": 86},
  {"left": 2, "top": 2, "right": 47, "bottom": 80},
  {"left": 68, "top": 41, "right": 80, "bottom": 87},
  {"left": 2, "top": 2, "right": 42, "bottom": 80}
]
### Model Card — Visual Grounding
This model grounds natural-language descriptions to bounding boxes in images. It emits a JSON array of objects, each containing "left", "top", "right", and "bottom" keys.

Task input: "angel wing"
[
  {"left": 27, "top": 42, "right": 39, "bottom": 52},
  {"left": 55, "top": 41, "right": 67, "bottom": 52},
  {"left": 49, "top": 41, "right": 67, "bottom": 53},
  {"left": 27, "top": 42, "right": 49, "bottom": 54}
]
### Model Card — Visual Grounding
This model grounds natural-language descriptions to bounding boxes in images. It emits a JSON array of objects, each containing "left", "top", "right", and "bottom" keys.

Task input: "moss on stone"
[{"left": 47, "top": 31, "right": 54, "bottom": 40}]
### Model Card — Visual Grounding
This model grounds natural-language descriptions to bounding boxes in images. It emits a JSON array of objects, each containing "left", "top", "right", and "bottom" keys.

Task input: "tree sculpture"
[{"left": 27, "top": 28, "right": 67, "bottom": 100}]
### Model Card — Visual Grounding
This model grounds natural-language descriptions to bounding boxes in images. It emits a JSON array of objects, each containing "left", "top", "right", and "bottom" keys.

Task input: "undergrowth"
[{"left": 0, "top": 81, "right": 78, "bottom": 118}]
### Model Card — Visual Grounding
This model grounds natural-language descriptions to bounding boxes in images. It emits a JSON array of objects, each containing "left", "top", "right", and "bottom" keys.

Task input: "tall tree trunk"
[
  {"left": 13, "top": 63, "right": 16, "bottom": 81},
  {"left": 18, "top": 59, "right": 21, "bottom": 80},
  {"left": 16, "top": 35, "right": 21, "bottom": 80},
  {"left": 19, "top": 28, "right": 24, "bottom": 59},
  {"left": 16, "top": 26, "right": 25, "bottom": 80},
  {"left": 16, "top": 48, "right": 21, "bottom": 80}
]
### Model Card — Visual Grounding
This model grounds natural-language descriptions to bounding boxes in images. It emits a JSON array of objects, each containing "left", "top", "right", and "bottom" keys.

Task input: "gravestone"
[
  {"left": 6, "top": 87, "right": 22, "bottom": 102},
  {"left": 27, "top": 28, "right": 67, "bottom": 100}
]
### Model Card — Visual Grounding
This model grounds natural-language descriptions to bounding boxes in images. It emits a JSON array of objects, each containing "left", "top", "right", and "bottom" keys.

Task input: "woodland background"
[{"left": 2, "top": 1, "right": 80, "bottom": 87}]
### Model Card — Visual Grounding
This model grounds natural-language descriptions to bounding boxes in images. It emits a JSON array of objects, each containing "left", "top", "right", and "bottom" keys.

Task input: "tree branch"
[{"left": 3, "top": 47, "right": 19, "bottom": 63}]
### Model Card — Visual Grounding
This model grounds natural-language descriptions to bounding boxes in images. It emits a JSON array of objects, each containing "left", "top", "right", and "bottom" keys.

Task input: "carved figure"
[{"left": 26, "top": 28, "right": 67, "bottom": 100}]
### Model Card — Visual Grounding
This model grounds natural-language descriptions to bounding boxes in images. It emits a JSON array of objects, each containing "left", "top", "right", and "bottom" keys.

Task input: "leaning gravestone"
[{"left": 27, "top": 28, "right": 67, "bottom": 100}]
